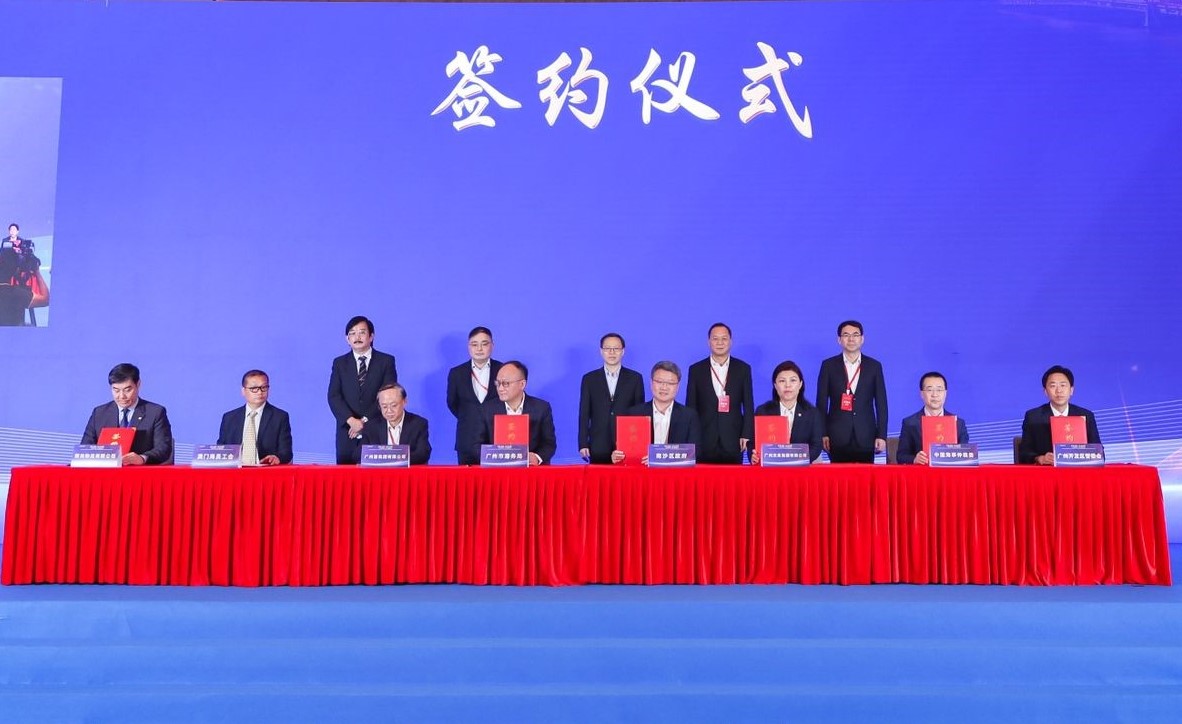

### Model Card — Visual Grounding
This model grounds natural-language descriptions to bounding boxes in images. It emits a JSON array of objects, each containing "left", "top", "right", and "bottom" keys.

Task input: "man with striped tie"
[
  {"left": 327, "top": 315, "right": 397, "bottom": 464},
  {"left": 81, "top": 363, "right": 174, "bottom": 465},
  {"left": 218, "top": 369, "right": 293, "bottom": 466}
]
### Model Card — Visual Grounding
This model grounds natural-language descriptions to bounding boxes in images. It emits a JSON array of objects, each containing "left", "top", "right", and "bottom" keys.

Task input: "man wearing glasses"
[
  {"left": 578, "top": 332, "right": 645, "bottom": 464},
  {"left": 816, "top": 320, "right": 888, "bottom": 463},
  {"left": 218, "top": 369, "right": 293, "bottom": 466},
  {"left": 475, "top": 360, "right": 557, "bottom": 466},
  {"left": 446, "top": 326, "right": 503, "bottom": 465},
  {"left": 895, "top": 371, "right": 968, "bottom": 465},
  {"left": 612, "top": 361, "right": 701, "bottom": 464},
  {"left": 327, "top": 315, "right": 397, "bottom": 464}
]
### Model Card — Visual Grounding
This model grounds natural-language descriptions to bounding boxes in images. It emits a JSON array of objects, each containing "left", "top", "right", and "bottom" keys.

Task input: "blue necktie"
[{"left": 120, "top": 408, "right": 130, "bottom": 428}]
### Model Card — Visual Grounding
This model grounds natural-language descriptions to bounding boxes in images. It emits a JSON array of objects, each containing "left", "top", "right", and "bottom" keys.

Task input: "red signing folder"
[
  {"left": 921, "top": 415, "right": 958, "bottom": 459},
  {"left": 1051, "top": 416, "right": 1088, "bottom": 444},
  {"left": 494, "top": 414, "right": 529, "bottom": 446},
  {"left": 98, "top": 427, "right": 134, "bottom": 456},
  {"left": 615, "top": 415, "right": 651, "bottom": 466},
  {"left": 755, "top": 415, "right": 790, "bottom": 457}
]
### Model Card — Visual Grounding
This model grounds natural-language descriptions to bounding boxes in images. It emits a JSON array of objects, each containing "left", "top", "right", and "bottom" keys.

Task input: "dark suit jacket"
[
  {"left": 578, "top": 366, "right": 645, "bottom": 463},
  {"left": 753, "top": 400, "right": 824, "bottom": 462},
  {"left": 815, "top": 354, "right": 888, "bottom": 450},
  {"left": 446, "top": 359, "right": 503, "bottom": 456},
  {"left": 1019, "top": 403, "right": 1101, "bottom": 464},
  {"left": 896, "top": 409, "right": 970, "bottom": 465},
  {"left": 327, "top": 348, "right": 397, "bottom": 463},
  {"left": 354, "top": 411, "right": 432, "bottom": 465},
  {"left": 81, "top": 398, "right": 174, "bottom": 465},
  {"left": 625, "top": 401, "right": 701, "bottom": 451},
  {"left": 217, "top": 404, "right": 294, "bottom": 464},
  {"left": 685, "top": 357, "right": 755, "bottom": 462},
  {"left": 474, "top": 395, "right": 558, "bottom": 464}
]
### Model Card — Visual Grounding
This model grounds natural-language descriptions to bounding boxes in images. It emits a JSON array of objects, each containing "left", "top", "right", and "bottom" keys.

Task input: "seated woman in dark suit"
[{"left": 752, "top": 360, "right": 824, "bottom": 463}]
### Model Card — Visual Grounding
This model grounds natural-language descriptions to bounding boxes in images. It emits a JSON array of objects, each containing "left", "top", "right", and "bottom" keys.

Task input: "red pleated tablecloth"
[{"left": 2, "top": 464, "right": 1171, "bottom": 586}]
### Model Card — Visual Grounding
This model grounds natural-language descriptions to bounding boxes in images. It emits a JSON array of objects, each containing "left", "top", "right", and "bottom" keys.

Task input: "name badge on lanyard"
[
  {"left": 841, "top": 363, "right": 861, "bottom": 412},
  {"left": 712, "top": 365, "right": 730, "bottom": 413}
]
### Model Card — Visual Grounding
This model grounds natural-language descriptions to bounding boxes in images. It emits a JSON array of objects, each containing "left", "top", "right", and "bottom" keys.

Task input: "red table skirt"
[{"left": 2, "top": 464, "right": 1172, "bottom": 586}]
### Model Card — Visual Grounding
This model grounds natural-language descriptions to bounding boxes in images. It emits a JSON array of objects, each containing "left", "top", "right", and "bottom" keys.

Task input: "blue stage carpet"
[{"left": 2, "top": 547, "right": 1180, "bottom": 723}]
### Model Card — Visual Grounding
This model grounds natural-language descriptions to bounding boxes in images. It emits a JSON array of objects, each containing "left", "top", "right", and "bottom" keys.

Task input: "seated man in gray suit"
[
  {"left": 81, "top": 362, "right": 174, "bottom": 465},
  {"left": 218, "top": 369, "right": 293, "bottom": 465}
]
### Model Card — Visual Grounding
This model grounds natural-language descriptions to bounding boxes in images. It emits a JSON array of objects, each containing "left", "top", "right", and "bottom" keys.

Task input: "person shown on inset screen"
[{"left": 1, "top": 223, "right": 49, "bottom": 325}]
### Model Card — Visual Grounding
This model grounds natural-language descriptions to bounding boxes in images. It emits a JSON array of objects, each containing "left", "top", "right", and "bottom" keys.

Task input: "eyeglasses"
[
  {"left": 246, "top": 385, "right": 270, "bottom": 393},
  {"left": 347, "top": 330, "right": 370, "bottom": 338},
  {"left": 601, "top": 347, "right": 623, "bottom": 353},
  {"left": 378, "top": 403, "right": 403, "bottom": 411},
  {"left": 494, "top": 378, "right": 524, "bottom": 388},
  {"left": 840, "top": 332, "right": 863, "bottom": 339}
]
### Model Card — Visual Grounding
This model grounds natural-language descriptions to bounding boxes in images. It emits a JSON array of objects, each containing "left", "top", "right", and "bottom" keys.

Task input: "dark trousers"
[{"left": 827, "top": 440, "right": 875, "bottom": 463}]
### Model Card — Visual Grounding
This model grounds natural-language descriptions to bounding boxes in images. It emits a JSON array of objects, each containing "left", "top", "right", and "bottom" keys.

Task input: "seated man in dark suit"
[
  {"left": 1019, "top": 365, "right": 1101, "bottom": 465},
  {"left": 816, "top": 320, "right": 888, "bottom": 463},
  {"left": 612, "top": 361, "right": 701, "bottom": 465},
  {"left": 752, "top": 360, "right": 823, "bottom": 463},
  {"left": 446, "top": 326, "right": 502, "bottom": 465},
  {"left": 217, "top": 369, "right": 293, "bottom": 465},
  {"left": 81, "top": 362, "right": 174, "bottom": 465},
  {"left": 578, "top": 332, "right": 645, "bottom": 464},
  {"left": 896, "top": 371, "right": 970, "bottom": 465},
  {"left": 474, "top": 360, "right": 557, "bottom": 466},
  {"left": 355, "top": 383, "right": 431, "bottom": 465},
  {"left": 327, "top": 315, "right": 397, "bottom": 464}
]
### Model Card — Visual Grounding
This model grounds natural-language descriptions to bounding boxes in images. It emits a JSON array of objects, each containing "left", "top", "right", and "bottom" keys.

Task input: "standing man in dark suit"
[
  {"left": 752, "top": 360, "right": 824, "bottom": 463},
  {"left": 1019, "top": 365, "right": 1101, "bottom": 465},
  {"left": 81, "top": 362, "right": 174, "bottom": 465},
  {"left": 327, "top": 315, "right": 397, "bottom": 464},
  {"left": 686, "top": 323, "right": 755, "bottom": 464},
  {"left": 613, "top": 361, "right": 701, "bottom": 464},
  {"left": 446, "top": 326, "right": 502, "bottom": 465},
  {"left": 896, "top": 371, "right": 969, "bottom": 465},
  {"left": 578, "top": 332, "right": 645, "bottom": 464},
  {"left": 474, "top": 360, "right": 557, "bottom": 465},
  {"left": 355, "top": 383, "right": 432, "bottom": 465},
  {"left": 217, "top": 369, "right": 293, "bottom": 465},
  {"left": 816, "top": 320, "right": 888, "bottom": 463}
]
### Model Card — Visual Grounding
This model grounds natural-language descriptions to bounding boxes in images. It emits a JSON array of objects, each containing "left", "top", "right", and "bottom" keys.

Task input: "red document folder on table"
[
  {"left": 1051, "top": 416, "right": 1088, "bottom": 444},
  {"left": 755, "top": 415, "right": 790, "bottom": 451},
  {"left": 98, "top": 427, "right": 134, "bottom": 456},
  {"left": 615, "top": 416, "right": 651, "bottom": 466},
  {"left": 921, "top": 415, "right": 958, "bottom": 459},
  {"left": 494, "top": 414, "right": 529, "bottom": 446}
]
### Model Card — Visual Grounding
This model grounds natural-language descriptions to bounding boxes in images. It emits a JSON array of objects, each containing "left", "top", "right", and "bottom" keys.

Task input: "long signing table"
[{"left": 1, "top": 464, "right": 1171, "bottom": 586}]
